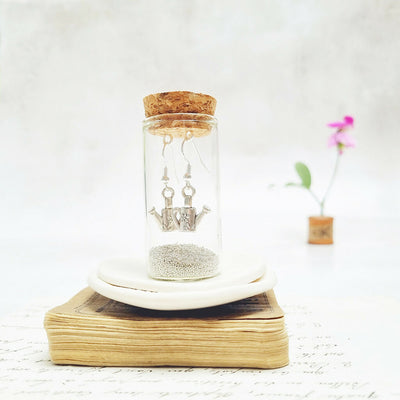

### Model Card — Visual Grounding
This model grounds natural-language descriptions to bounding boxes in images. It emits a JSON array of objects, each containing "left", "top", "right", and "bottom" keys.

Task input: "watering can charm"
[
  {"left": 172, "top": 183, "right": 210, "bottom": 232},
  {"left": 148, "top": 186, "right": 176, "bottom": 232}
]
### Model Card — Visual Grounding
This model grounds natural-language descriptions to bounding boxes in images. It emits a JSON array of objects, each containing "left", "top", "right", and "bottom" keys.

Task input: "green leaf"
[{"left": 295, "top": 162, "right": 311, "bottom": 189}]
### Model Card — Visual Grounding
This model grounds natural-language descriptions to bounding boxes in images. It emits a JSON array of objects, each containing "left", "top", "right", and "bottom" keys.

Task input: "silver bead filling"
[{"left": 149, "top": 243, "right": 219, "bottom": 280}]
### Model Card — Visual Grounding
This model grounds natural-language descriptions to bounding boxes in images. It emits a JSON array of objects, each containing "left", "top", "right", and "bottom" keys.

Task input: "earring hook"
[
  {"left": 161, "top": 134, "right": 173, "bottom": 183},
  {"left": 181, "top": 131, "right": 193, "bottom": 180},
  {"left": 181, "top": 130, "right": 210, "bottom": 174},
  {"left": 162, "top": 134, "right": 173, "bottom": 159}
]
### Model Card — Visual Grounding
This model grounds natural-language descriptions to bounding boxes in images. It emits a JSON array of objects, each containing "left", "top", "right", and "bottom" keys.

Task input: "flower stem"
[
  {"left": 320, "top": 149, "right": 341, "bottom": 216},
  {"left": 308, "top": 188, "right": 322, "bottom": 211}
]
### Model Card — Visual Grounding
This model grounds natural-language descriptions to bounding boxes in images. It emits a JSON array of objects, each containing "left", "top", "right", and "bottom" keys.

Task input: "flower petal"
[
  {"left": 328, "top": 133, "right": 339, "bottom": 147},
  {"left": 327, "top": 121, "right": 346, "bottom": 128},
  {"left": 342, "top": 134, "right": 356, "bottom": 147},
  {"left": 343, "top": 115, "right": 354, "bottom": 127}
]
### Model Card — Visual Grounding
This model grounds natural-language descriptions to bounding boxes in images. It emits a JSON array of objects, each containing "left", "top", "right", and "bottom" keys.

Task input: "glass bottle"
[{"left": 143, "top": 93, "right": 221, "bottom": 280}]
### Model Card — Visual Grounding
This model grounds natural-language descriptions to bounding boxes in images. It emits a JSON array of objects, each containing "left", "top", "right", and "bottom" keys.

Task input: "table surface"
[{"left": 1, "top": 216, "right": 399, "bottom": 399}]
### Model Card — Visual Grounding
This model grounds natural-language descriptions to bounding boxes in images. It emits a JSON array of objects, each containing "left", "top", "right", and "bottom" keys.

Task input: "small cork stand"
[
  {"left": 143, "top": 91, "right": 217, "bottom": 138},
  {"left": 308, "top": 216, "right": 334, "bottom": 245}
]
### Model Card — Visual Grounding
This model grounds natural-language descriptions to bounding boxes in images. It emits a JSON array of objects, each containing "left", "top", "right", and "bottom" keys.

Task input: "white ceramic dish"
[
  {"left": 88, "top": 265, "right": 277, "bottom": 311},
  {"left": 97, "top": 254, "right": 267, "bottom": 292}
]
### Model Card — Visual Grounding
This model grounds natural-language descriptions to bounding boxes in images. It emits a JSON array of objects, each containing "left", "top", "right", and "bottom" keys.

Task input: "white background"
[{"left": 0, "top": 1, "right": 399, "bottom": 314}]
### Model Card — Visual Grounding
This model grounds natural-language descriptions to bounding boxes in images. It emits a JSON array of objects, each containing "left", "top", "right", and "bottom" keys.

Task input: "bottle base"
[{"left": 148, "top": 271, "right": 219, "bottom": 282}]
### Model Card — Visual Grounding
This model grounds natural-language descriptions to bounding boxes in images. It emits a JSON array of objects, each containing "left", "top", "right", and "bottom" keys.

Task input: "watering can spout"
[
  {"left": 149, "top": 207, "right": 162, "bottom": 228},
  {"left": 195, "top": 205, "right": 211, "bottom": 227}
]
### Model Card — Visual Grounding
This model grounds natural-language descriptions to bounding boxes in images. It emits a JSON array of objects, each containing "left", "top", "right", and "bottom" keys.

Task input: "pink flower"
[
  {"left": 327, "top": 115, "right": 355, "bottom": 155},
  {"left": 327, "top": 115, "right": 354, "bottom": 129}
]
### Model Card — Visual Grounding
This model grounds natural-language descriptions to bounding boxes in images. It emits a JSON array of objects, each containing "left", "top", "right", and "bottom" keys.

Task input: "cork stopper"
[
  {"left": 143, "top": 91, "right": 217, "bottom": 138},
  {"left": 143, "top": 91, "right": 216, "bottom": 118}
]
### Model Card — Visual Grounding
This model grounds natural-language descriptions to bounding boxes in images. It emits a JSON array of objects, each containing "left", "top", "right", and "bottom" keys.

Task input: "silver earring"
[
  {"left": 173, "top": 131, "right": 210, "bottom": 232},
  {"left": 149, "top": 134, "right": 176, "bottom": 232}
]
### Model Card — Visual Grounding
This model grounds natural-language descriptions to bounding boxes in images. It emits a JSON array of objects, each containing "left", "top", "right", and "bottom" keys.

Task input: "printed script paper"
[{"left": 0, "top": 296, "right": 399, "bottom": 399}]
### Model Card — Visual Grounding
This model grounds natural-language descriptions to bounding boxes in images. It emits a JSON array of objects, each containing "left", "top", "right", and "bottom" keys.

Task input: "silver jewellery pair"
[{"left": 149, "top": 132, "right": 210, "bottom": 232}]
